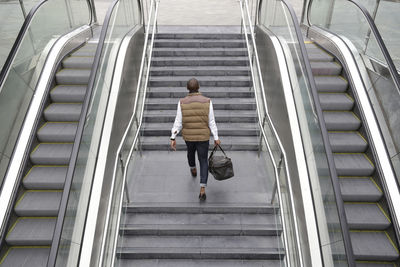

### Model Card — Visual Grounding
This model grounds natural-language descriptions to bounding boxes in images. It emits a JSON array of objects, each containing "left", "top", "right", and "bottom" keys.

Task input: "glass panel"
[
  {"left": 54, "top": 0, "right": 142, "bottom": 265},
  {"left": 0, "top": 0, "right": 91, "bottom": 186},
  {"left": 261, "top": 0, "right": 349, "bottom": 265}
]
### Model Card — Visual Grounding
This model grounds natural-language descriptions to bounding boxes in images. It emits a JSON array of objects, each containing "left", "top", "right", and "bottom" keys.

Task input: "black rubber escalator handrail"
[
  {"left": 47, "top": 0, "right": 120, "bottom": 265},
  {"left": 0, "top": 0, "right": 48, "bottom": 88},
  {"left": 307, "top": 0, "right": 400, "bottom": 95},
  {"left": 258, "top": 0, "right": 356, "bottom": 265}
]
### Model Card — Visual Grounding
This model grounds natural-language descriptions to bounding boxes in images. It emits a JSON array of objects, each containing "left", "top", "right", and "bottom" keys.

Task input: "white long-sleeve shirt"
[{"left": 170, "top": 100, "right": 219, "bottom": 140}]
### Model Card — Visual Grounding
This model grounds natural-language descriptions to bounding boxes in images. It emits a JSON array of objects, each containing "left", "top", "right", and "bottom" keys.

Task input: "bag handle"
[{"left": 209, "top": 144, "right": 227, "bottom": 160}]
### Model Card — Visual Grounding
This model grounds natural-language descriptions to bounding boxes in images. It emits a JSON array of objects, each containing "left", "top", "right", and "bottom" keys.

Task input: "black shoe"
[
  {"left": 190, "top": 168, "right": 197, "bottom": 177},
  {"left": 199, "top": 193, "right": 206, "bottom": 201}
]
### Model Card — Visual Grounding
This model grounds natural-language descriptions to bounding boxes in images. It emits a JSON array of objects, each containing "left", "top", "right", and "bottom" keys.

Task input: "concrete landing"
[{"left": 126, "top": 151, "right": 275, "bottom": 204}]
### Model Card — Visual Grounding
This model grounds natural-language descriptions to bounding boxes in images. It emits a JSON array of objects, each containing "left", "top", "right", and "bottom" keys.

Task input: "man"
[{"left": 170, "top": 78, "right": 220, "bottom": 201}]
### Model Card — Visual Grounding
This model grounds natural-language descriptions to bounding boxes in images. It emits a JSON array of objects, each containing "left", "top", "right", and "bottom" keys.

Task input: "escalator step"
[
  {"left": 0, "top": 247, "right": 50, "bottom": 267},
  {"left": 15, "top": 191, "right": 62, "bottom": 217},
  {"left": 328, "top": 132, "right": 367, "bottom": 153},
  {"left": 154, "top": 39, "right": 246, "bottom": 48},
  {"left": 62, "top": 56, "right": 94, "bottom": 69},
  {"left": 37, "top": 122, "right": 78, "bottom": 142},
  {"left": 151, "top": 57, "right": 249, "bottom": 67},
  {"left": 323, "top": 112, "right": 361, "bottom": 131},
  {"left": 71, "top": 44, "right": 97, "bottom": 57},
  {"left": 30, "top": 143, "right": 73, "bottom": 165},
  {"left": 152, "top": 47, "right": 248, "bottom": 57},
  {"left": 350, "top": 231, "right": 399, "bottom": 261},
  {"left": 44, "top": 103, "right": 82, "bottom": 122},
  {"left": 319, "top": 93, "right": 354, "bottom": 111},
  {"left": 150, "top": 66, "right": 250, "bottom": 76},
  {"left": 334, "top": 153, "right": 375, "bottom": 176},
  {"left": 307, "top": 52, "right": 334, "bottom": 62},
  {"left": 147, "top": 87, "right": 254, "bottom": 98},
  {"left": 5, "top": 218, "right": 56, "bottom": 246},
  {"left": 55, "top": 69, "right": 91, "bottom": 84},
  {"left": 145, "top": 98, "right": 256, "bottom": 111},
  {"left": 314, "top": 76, "right": 348, "bottom": 92},
  {"left": 339, "top": 178, "right": 382, "bottom": 202},
  {"left": 149, "top": 75, "right": 252, "bottom": 87},
  {"left": 23, "top": 166, "right": 67, "bottom": 190},
  {"left": 345, "top": 203, "right": 391, "bottom": 230},
  {"left": 50, "top": 85, "right": 87, "bottom": 102},
  {"left": 310, "top": 62, "right": 342, "bottom": 76}
]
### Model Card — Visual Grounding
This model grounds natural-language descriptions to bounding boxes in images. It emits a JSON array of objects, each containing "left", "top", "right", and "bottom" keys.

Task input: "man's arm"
[
  {"left": 170, "top": 102, "right": 182, "bottom": 150},
  {"left": 209, "top": 100, "right": 220, "bottom": 145}
]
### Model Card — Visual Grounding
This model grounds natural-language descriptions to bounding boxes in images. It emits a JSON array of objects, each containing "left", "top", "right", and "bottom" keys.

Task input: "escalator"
[
  {"left": 0, "top": 42, "right": 97, "bottom": 266},
  {"left": 306, "top": 41, "right": 400, "bottom": 264}
]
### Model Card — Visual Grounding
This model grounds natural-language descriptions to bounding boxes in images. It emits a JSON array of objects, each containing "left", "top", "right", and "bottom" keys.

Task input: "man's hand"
[
  {"left": 170, "top": 139, "right": 176, "bottom": 151},
  {"left": 214, "top": 139, "right": 221, "bottom": 146}
]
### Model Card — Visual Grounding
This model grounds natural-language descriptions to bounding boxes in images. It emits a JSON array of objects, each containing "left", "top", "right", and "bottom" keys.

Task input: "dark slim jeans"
[{"left": 185, "top": 140, "right": 209, "bottom": 187}]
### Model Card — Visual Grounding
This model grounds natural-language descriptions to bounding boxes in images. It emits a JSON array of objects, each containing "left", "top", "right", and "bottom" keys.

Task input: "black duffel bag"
[{"left": 208, "top": 144, "right": 234, "bottom": 181}]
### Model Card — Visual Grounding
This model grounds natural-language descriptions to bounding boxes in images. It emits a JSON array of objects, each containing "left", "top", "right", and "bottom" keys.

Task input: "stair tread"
[
  {"left": 155, "top": 39, "right": 246, "bottom": 43},
  {"left": 37, "top": 122, "right": 78, "bottom": 142},
  {"left": 339, "top": 177, "right": 382, "bottom": 202},
  {"left": 50, "top": 85, "right": 87, "bottom": 102},
  {"left": 15, "top": 191, "right": 62, "bottom": 216},
  {"left": 314, "top": 76, "right": 348, "bottom": 92},
  {"left": 333, "top": 153, "right": 375, "bottom": 176},
  {"left": 319, "top": 93, "right": 354, "bottom": 111},
  {"left": 344, "top": 203, "right": 391, "bottom": 230},
  {"left": 323, "top": 111, "right": 361, "bottom": 131},
  {"left": 307, "top": 52, "right": 334, "bottom": 62},
  {"left": 0, "top": 247, "right": 50, "bottom": 267},
  {"left": 150, "top": 76, "right": 251, "bottom": 82},
  {"left": 350, "top": 231, "right": 399, "bottom": 261},
  {"left": 23, "top": 166, "right": 67, "bottom": 189},
  {"left": 311, "top": 61, "right": 342, "bottom": 75},
  {"left": 30, "top": 143, "right": 73, "bottom": 165},
  {"left": 146, "top": 98, "right": 255, "bottom": 104},
  {"left": 116, "top": 259, "right": 282, "bottom": 267},
  {"left": 44, "top": 103, "right": 82, "bottom": 122},
  {"left": 154, "top": 33, "right": 244, "bottom": 39},
  {"left": 328, "top": 131, "right": 367, "bottom": 153},
  {"left": 144, "top": 109, "right": 256, "bottom": 117},
  {"left": 55, "top": 69, "right": 90, "bottom": 84},
  {"left": 62, "top": 56, "right": 94, "bottom": 69},
  {"left": 6, "top": 218, "right": 56, "bottom": 246}
]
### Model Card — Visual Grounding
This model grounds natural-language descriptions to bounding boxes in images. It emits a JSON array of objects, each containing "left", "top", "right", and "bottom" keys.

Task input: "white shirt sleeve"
[
  {"left": 171, "top": 101, "right": 182, "bottom": 139},
  {"left": 209, "top": 100, "right": 219, "bottom": 140}
]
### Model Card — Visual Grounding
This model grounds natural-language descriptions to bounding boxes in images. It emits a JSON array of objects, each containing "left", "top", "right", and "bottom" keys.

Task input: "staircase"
[
  {"left": 0, "top": 43, "right": 96, "bottom": 266},
  {"left": 115, "top": 30, "right": 284, "bottom": 266},
  {"left": 306, "top": 41, "right": 400, "bottom": 264}
]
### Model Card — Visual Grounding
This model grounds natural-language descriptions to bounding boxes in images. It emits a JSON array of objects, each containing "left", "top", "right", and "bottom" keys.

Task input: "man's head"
[{"left": 187, "top": 78, "right": 200, "bottom": 93}]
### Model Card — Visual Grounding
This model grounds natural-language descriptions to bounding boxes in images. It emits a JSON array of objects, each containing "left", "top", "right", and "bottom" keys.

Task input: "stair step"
[
  {"left": 149, "top": 76, "right": 251, "bottom": 87},
  {"left": 121, "top": 224, "right": 281, "bottom": 236},
  {"left": 339, "top": 177, "right": 382, "bottom": 202},
  {"left": 323, "top": 112, "right": 361, "bottom": 131},
  {"left": 118, "top": 235, "right": 283, "bottom": 260},
  {"left": 23, "top": 166, "right": 67, "bottom": 190},
  {"left": 37, "top": 122, "right": 78, "bottom": 142},
  {"left": 141, "top": 136, "right": 259, "bottom": 151},
  {"left": 307, "top": 51, "right": 334, "bottom": 62},
  {"left": 350, "top": 231, "right": 399, "bottom": 261},
  {"left": 116, "top": 259, "right": 282, "bottom": 267},
  {"left": 142, "top": 122, "right": 258, "bottom": 137},
  {"left": 50, "top": 85, "right": 87, "bottom": 102},
  {"left": 145, "top": 98, "right": 256, "bottom": 110},
  {"left": 125, "top": 202, "right": 278, "bottom": 214},
  {"left": 144, "top": 110, "right": 257, "bottom": 123},
  {"left": 150, "top": 66, "right": 250, "bottom": 76},
  {"left": 55, "top": 69, "right": 91, "bottom": 84},
  {"left": 319, "top": 93, "right": 354, "bottom": 111},
  {"left": 154, "top": 33, "right": 244, "bottom": 40},
  {"left": 6, "top": 218, "right": 56, "bottom": 246},
  {"left": 0, "top": 247, "right": 50, "bottom": 267},
  {"left": 334, "top": 153, "right": 375, "bottom": 176},
  {"left": 311, "top": 62, "right": 342, "bottom": 76},
  {"left": 44, "top": 103, "right": 82, "bottom": 122},
  {"left": 314, "top": 76, "right": 348, "bottom": 92},
  {"left": 30, "top": 143, "right": 73, "bottom": 165},
  {"left": 344, "top": 203, "right": 391, "bottom": 230},
  {"left": 151, "top": 57, "right": 249, "bottom": 67},
  {"left": 147, "top": 87, "right": 254, "bottom": 98},
  {"left": 154, "top": 39, "right": 246, "bottom": 48},
  {"left": 153, "top": 48, "right": 248, "bottom": 57},
  {"left": 62, "top": 56, "right": 94, "bottom": 69},
  {"left": 328, "top": 132, "right": 368, "bottom": 153},
  {"left": 15, "top": 191, "right": 62, "bottom": 216}
]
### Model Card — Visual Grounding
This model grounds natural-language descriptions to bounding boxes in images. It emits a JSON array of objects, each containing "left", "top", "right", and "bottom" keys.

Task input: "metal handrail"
[
  {"left": 98, "top": 0, "right": 159, "bottom": 265},
  {"left": 47, "top": 0, "right": 119, "bottom": 265},
  {"left": 307, "top": 0, "right": 400, "bottom": 95},
  {"left": 0, "top": 0, "right": 47, "bottom": 88},
  {"left": 240, "top": 0, "right": 304, "bottom": 265},
  {"left": 265, "top": 0, "right": 357, "bottom": 264}
]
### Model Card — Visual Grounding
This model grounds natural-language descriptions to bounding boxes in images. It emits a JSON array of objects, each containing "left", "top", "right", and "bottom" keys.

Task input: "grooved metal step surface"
[
  {"left": 37, "top": 122, "right": 78, "bottom": 142},
  {"left": 23, "top": 166, "right": 67, "bottom": 190},
  {"left": 44, "top": 103, "right": 82, "bottom": 122},
  {"left": 153, "top": 47, "right": 248, "bottom": 57},
  {"left": 50, "top": 85, "right": 87, "bottom": 102},
  {"left": 6, "top": 218, "right": 56, "bottom": 246},
  {"left": 145, "top": 98, "right": 256, "bottom": 110},
  {"left": 147, "top": 87, "right": 254, "bottom": 98},
  {"left": 15, "top": 191, "right": 62, "bottom": 216}
]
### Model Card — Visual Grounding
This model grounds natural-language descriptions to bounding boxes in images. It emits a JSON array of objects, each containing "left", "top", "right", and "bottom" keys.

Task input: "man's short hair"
[{"left": 187, "top": 78, "right": 200, "bottom": 92}]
